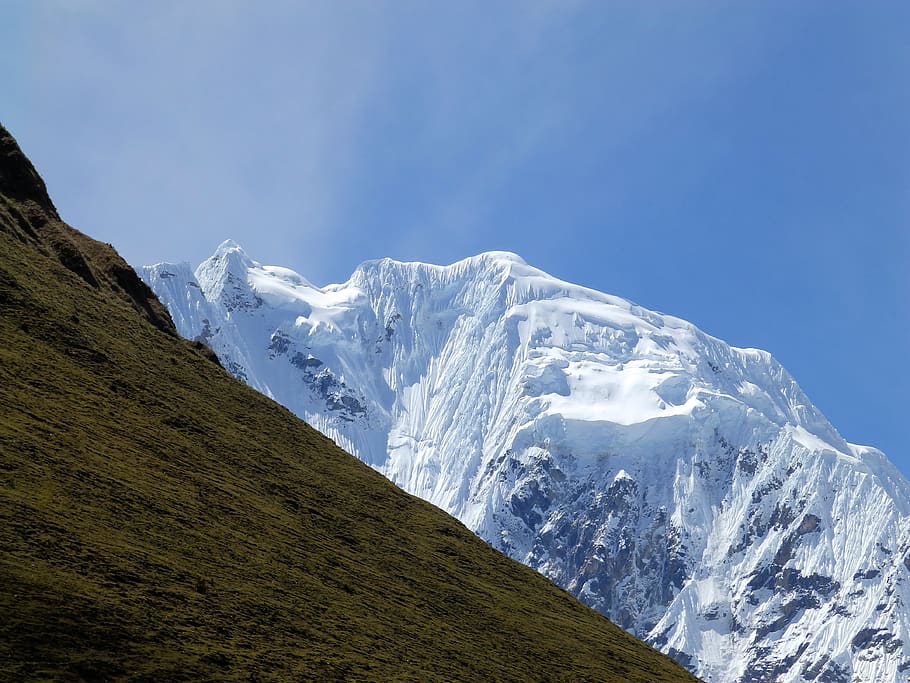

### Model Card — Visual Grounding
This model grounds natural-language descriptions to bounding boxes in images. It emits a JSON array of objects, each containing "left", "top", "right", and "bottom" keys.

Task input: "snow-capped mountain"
[{"left": 142, "top": 241, "right": 910, "bottom": 683}]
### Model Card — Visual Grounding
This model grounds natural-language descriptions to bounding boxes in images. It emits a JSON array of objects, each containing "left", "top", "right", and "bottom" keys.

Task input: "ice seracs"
[{"left": 142, "top": 244, "right": 910, "bottom": 683}]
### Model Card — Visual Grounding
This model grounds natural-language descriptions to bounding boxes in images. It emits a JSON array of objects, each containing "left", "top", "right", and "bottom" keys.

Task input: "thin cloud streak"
[{"left": 21, "top": 2, "right": 393, "bottom": 274}]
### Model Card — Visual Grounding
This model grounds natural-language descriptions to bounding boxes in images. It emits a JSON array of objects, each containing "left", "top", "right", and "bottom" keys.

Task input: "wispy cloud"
[{"left": 20, "top": 2, "right": 393, "bottom": 273}]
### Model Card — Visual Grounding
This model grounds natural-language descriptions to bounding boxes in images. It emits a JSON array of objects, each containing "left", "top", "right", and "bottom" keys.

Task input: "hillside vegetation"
[{"left": 0, "top": 124, "right": 700, "bottom": 682}]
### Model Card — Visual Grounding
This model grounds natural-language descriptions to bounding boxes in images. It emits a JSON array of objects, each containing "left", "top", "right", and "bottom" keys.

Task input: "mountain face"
[
  {"left": 2, "top": 124, "right": 700, "bottom": 682},
  {"left": 143, "top": 242, "right": 910, "bottom": 683}
]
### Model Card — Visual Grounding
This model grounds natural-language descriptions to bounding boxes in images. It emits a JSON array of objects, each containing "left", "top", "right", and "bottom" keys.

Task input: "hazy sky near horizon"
[{"left": 3, "top": 2, "right": 908, "bottom": 473}]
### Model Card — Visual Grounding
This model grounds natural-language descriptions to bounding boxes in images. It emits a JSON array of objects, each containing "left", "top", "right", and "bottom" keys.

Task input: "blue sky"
[{"left": 3, "top": 2, "right": 908, "bottom": 474}]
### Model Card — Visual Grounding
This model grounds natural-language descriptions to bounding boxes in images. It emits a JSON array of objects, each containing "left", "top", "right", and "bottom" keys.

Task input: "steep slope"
[
  {"left": 0, "top": 124, "right": 700, "bottom": 682},
  {"left": 144, "top": 242, "right": 910, "bottom": 683}
]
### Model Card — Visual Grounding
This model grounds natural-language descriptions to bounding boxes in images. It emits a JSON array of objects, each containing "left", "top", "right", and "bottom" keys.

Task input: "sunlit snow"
[{"left": 142, "top": 244, "right": 910, "bottom": 683}]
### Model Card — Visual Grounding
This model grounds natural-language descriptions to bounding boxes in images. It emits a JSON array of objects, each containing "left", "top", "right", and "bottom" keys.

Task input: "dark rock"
[
  {"left": 291, "top": 352, "right": 323, "bottom": 370},
  {"left": 801, "top": 655, "right": 850, "bottom": 683},
  {"left": 225, "top": 359, "right": 248, "bottom": 382},
  {"left": 334, "top": 395, "right": 365, "bottom": 415},
  {"left": 779, "top": 571, "right": 839, "bottom": 596},
  {"left": 851, "top": 628, "right": 903, "bottom": 654},
  {"left": 385, "top": 312, "right": 401, "bottom": 341},
  {"left": 509, "top": 479, "right": 551, "bottom": 530},
  {"left": 666, "top": 648, "right": 693, "bottom": 670},
  {"left": 773, "top": 533, "right": 798, "bottom": 567},
  {"left": 755, "top": 595, "right": 820, "bottom": 639},
  {"left": 770, "top": 503, "right": 797, "bottom": 530},
  {"left": 268, "top": 331, "right": 291, "bottom": 356},
  {"left": 737, "top": 449, "right": 759, "bottom": 475},
  {"left": 796, "top": 514, "right": 821, "bottom": 536},
  {"left": 740, "top": 641, "right": 808, "bottom": 682},
  {"left": 751, "top": 477, "right": 783, "bottom": 504},
  {"left": 853, "top": 569, "right": 881, "bottom": 581},
  {"left": 220, "top": 272, "right": 263, "bottom": 312},
  {"left": 196, "top": 318, "right": 213, "bottom": 344}
]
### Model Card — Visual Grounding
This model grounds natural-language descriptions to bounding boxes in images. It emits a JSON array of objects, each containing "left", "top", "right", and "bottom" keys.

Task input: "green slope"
[{"left": 0, "top": 124, "right": 700, "bottom": 683}]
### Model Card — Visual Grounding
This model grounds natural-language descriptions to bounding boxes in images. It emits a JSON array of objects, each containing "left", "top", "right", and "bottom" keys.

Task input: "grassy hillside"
[{"left": 0, "top": 124, "right": 700, "bottom": 682}]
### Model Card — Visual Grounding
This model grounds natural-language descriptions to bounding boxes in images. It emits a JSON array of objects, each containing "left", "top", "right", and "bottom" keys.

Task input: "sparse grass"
[{"left": 0, "top": 126, "right": 701, "bottom": 682}]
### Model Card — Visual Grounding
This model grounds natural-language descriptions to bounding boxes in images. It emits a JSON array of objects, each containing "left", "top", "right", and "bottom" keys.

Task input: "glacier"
[{"left": 142, "top": 241, "right": 910, "bottom": 683}]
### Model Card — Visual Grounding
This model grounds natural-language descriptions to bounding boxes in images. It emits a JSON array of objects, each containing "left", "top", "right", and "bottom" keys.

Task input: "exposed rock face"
[{"left": 144, "top": 243, "right": 910, "bottom": 682}]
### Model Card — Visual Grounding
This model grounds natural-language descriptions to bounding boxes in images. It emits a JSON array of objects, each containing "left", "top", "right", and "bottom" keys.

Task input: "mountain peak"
[
  {"left": 194, "top": 239, "right": 260, "bottom": 308},
  {"left": 204, "top": 238, "right": 255, "bottom": 273},
  {"left": 470, "top": 250, "right": 527, "bottom": 266},
  {"left": 213, "top": 238, "right": 247, "bottom": 257}
]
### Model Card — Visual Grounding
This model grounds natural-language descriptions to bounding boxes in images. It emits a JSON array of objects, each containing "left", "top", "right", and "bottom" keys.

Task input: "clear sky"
[{"left": 3, "top": 2, "right": 908, "bottom": 474}]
